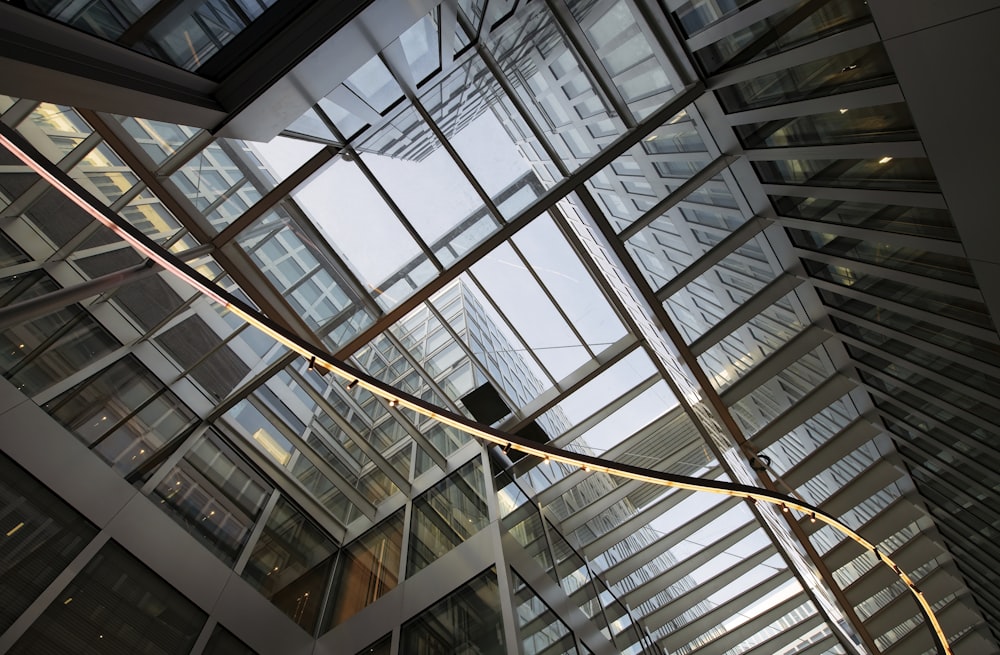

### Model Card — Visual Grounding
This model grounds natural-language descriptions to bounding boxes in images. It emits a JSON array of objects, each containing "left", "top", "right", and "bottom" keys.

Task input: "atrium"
[{"left": 0, "top": 1, "right": 997, "bottom": 654}]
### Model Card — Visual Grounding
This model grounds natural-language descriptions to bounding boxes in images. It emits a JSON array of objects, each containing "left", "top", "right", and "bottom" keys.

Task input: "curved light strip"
[{"left": 0, "top": 131, "right": 952, "bottom": 655}]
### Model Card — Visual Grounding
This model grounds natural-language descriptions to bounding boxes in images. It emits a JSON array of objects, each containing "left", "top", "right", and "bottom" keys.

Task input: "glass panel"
[
  {"left": 9, "top": 541, "right": 206, "bottom": 654},
  {"left": 772, "top": 196, "right": 959, "bottom": 241},
  {"left": 18, "top": 103, "right": 93, "bottom": 162},
  {"left": 570, "top": 0, "right": 675, "bottom": 119},
  {"left": 407, "top": 458, "right": 489, "bottom": 576},
  {"left": 754, "top": 157, "right": 939, "bottom": 193},
  {"left": 0, "top": 452, "right": 99, "bottom": 635},
  {"left": 115, "top": 116, "right": 202, "bottom": 165},
  {"left": 45, "top": 366, "right": 191, "bottom": 474},
  {"left": 203, "top": 625, "right": 258, "bottom": 655},
  {"left": 717, "top": 43, "right": 895, "bottom": 112},
  {"left": 512, "top": 571, "right": 578, "bottom": 655},
  {"left": 150, "top": 430, "right": 273, "bottom": 565},
  {"left": 399, "top": 13, "right": 441, "bottom": 84},
  {"left": 789, "top": 228, "right": 975, "bottom": 287},
  {"left": 241, "top": 497, "right": 338, "bottom": 633},
  {"left": 400, "top": 569, "right": 507, "bottom": 654},
  {"left": 485, "top": 1, "right": 626, "bottom": 171},
  {"left": 737, "top": 103, "right": 916, "bottom": 148},
  {"left": 346, "top": 55, "right": 404, "bottom": 113},
  {"left": 325, "top": 510, "right": 404, "bottom": 630}
]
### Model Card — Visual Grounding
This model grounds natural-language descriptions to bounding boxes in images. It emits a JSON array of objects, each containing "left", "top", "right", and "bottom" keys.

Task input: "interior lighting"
[
  {"left": 346, "top": 379, "right": 359, "bottom": 390},
  {"left": 878, "top": 156, "right": 893, "bottom": 164},
  {"left": 839, "top": 108, "right": 849, "bottom": 114},
  {"left": 6, "top": 521, "right": 24, "bottom": 537},
  {"left": 0, "top": 128, "right": 955, "bottom": 655}
]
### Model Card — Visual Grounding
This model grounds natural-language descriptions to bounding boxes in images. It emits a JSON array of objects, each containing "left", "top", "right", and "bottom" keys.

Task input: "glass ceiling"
[{"left": 1, "top": 0, "right": 999, "bottom": 654}]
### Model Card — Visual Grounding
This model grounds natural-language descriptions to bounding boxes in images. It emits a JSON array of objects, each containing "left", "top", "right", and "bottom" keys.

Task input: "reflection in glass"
[
  {"left": 754, "top": 157, "right": 939, "bottom": 193},
  {"left": 512, "top": 571, "right": 578, "bottom": 655},
  {"left": 325, "top": 510, "right": 404, "bottom": 630},
  {"left": 150, "top": 430, "right": 273, "bottom": 565},
  {"left": 401, "top": 569, "right": 507, "bottom": 654},
  {"left": 9, "top": 541, "right": 206, "bottom": 655},
  {"left": 736, "top": 103, "right": 915, "bottom": 148},
  {"left": 242, "top": 497, "right": 338, "bottom": 633},
  {"left": 407, "top": 458, "right": 489, "bottom": 576},
  {"left": 717, "top": 43, "right": 894, "bottom": 111}
]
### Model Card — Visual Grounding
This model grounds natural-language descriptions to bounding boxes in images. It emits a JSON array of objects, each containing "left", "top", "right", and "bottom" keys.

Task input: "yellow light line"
[
  {"left": 5, "top": 521, "right": 24, "bottom": 537},
  {"left": 0, "top": 131, "right": 953, "bottom": 655}
]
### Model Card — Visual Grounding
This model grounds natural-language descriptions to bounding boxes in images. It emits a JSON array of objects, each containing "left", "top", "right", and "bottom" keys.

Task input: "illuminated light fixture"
[
  {"left": 840, "top": 63, "right": 858, "bottom": 72},
  {"left": 878, "top": 156, "right": 893, "bottom": 164},
  {"left": 810, "top": 513, "right": 817, "bottom": 523},
  {"left": 502, "top": 443, "right": 511, "bottom": 454},
  {"left": 0, "top": 129, "right": 955, "bottom": 655},
  {"left": 307, "top": 356, "right": 316, "bottom": 371},
  {"left": 839, "top": 108, "right": 849, "bottom": 114},
  {"left": 781, "top": 504, "right": 789, "bottom": 513},
  {"left": 6, "top": 521, "right": 25, "bottom": 537},
  {"left": 345, "top": 379, "right": 359, "bottom": 390}
]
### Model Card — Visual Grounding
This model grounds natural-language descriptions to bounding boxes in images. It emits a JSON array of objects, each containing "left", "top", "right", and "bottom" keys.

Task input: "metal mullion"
[
  {"left": 378, "top": 400, "right": 449, "bottom": 473},
  {"left": 205, "top": 348, "right": 298, "bottom": 424},
  {"left": 827, "top": 306, "right": 1000, "bottom": 381},
  {"left": 154, "top": 129, "right": 216, "bottom": 178},
  {"left": 462, "top": 268, "right": 558, "bottom": 389},
  {"left": 332, "top": 82, "right": 706, "bottom": 358},
  {"left": 796, "top": 247, "right": 983, "bottom": 302},
  {"left": 714, "top": 0, "right": 833, "bottom": 72},
  {"left": 0, "top": 99, "right": 39, "bottom": 128},
  {"left": 197, "top": 175, "right": 248, "bottom": 219},
  {"left": 599, "top": 495, "right": 741, "bottom": 584},
  {"left": 807, "top": 276, "right": 1000, "bottom": 345},
  {"left": 285, "top": 366, "right": 411, "bottom": 496},
  {"left": 545, "top": 0, "right": 635, "bottom": 127},
  {"left": 248, "top": 393, "right": 378, "bottom": 521},
  {"left": 660, "top": 569, "right": 792, "bottom": 652},
  {"left": 655, "top": 216, "right": 774, "bottom": 301},
  {"left": 137, "top": 421, "right": 212, "bottom": 494},
  {"left": 619, "top": 154, "right": 742, "bottom": 242},
  {"left": 4, "top": 307, "right": 90, "bottom": 377},
  {"left": 233, "top": 489, "right": 282, "bottom": 574},
  {"left": 780, "top": 415, "right": 880, "bottom": 489},
  {"left": 647, "top": 544, "right": 779, "bottom": 629},
  {"left": 776, "top": 214, "right": 966, "bottom": 258},
  {"left": 211, "top": 145, "right": 337, "bottom": 247},
  {"left": 748, "top": 373, "right": 856, "bottom": 450}
]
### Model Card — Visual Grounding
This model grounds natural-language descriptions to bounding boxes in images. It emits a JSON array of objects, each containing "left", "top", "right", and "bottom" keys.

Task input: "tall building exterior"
[{"left": 0, "top": 1, "right": 999, "bottom": 655}]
